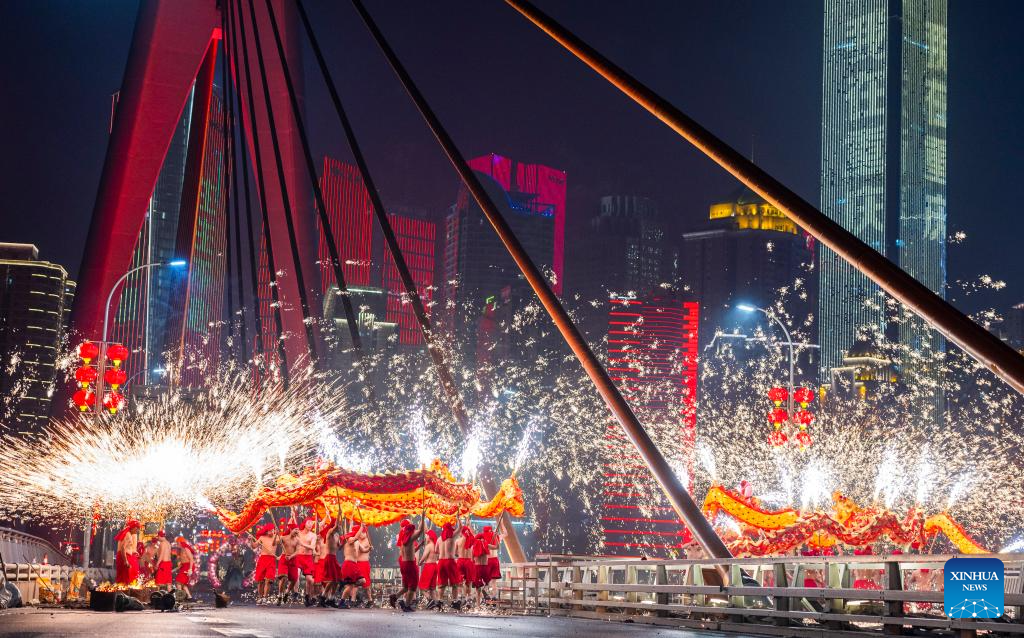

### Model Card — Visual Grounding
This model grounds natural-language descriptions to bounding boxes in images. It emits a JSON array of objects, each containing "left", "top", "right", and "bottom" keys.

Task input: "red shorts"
[
  {"left": 399, "top": 560, "right": 418, "bottom": 590},
  {"left": 293, "top": 553, "right": 315, "bottom": 579},
  {"left": 486, "top": 557, "right": 500, "bottom": 583},
  {"left": 278, "top": 555, "right": 297, "bottom": 581},
  {"left": 313, "top": 559, "right": 325, "bottom": 584},
  {"left": 323, "top": 555, "right": 342, "bottom": 582},
  {"left": 340, "top": 560, "right": 362, "bottom": 585},
  {"left": 176, "top": 565, "right": 192, "bottom": 585},
  {"left": 356, "top": 560, "right": 371, "bottom": 588},
  {"left": 472, "top": 562, "right": 486, "bottom": 588},
  {"left": 155, "top": 560, "right": 173, "bottom": 585},
  {"left": 255, "top": 555, "right": 277, "bottom": 582},
  {"left": 458, "top": 557, "right": 475, "bottom": 584},
  {"left": 116, "top": 553, "right": 139, "bottom": 585},
  {"left": 438, "top": 558, "right": 459, "bottom": 586},
  {"left": 419, "top": 563, "right": 437, "bottom": 590}
]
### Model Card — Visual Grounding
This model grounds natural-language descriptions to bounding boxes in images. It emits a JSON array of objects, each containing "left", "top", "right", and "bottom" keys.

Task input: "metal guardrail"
[
  {"left": 2, "top": 563, "right": 114, "bottom": 605},
  {"left": 491, "top": 553, "right": 1024, "bottom": 637},
  {"left": 0, "top": 527, "right": 72, "bottom": 566}
]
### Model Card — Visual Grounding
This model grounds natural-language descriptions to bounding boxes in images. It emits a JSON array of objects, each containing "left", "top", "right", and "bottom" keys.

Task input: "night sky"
[{"left": 1, "top": 1, "right": 1022, "bottom": 318}]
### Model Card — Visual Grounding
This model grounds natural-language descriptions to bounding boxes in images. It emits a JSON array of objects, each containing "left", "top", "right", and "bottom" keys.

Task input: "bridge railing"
[
  {"left": 2, "top": 562, "right": 114, "bottom": 605},
  {"left": 0, "top": 527, "right": 72, "bottom": 567},
  {"left": 493, "top": 553, "right": 1024, "bottom": 637}
]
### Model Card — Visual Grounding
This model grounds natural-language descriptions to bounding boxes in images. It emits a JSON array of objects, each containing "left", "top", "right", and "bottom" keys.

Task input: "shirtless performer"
[
  {"left": 471, "top": 530, "right": 489, "bottom": 605},
  {"left": 455, "top": 521, "right": 476, "bottom": 604},
  {"left": 436, "top": 521, "right": 460, "bottom": 607},
  {"left": 114, "top": 519, "right": 141, "bottom": 585},
  {"left": 172, "top": 538, "right": 195, "bottom": 601},
  {"left": 312, "top": 516, "right": 338, "bottom": 607},
  {"left": 294, "top": 517, "right": 318, "bottom": 606},
  {"left": 154, "top": 530, "right": 173, "bottom": 592},
  {"left": 352, "top": 523, "right": 374, "bottom": 606},
  {"left": 391, "top": 514, "right": 425, "bottom": 611},
  {"left": 418, "top": 528, "right": 440, "bottom": 609},
  {"left": 321, "top": 517, "right": 343, "bottom": 606},
  {"left": 276, "top": 519, "right": 301, "bottom": 605},
  {"left": 481, "top": 525, "right": 502, "bottom": 600},
  {"left": 249, "top": 523, "right": 279, "bottom": 604},
  {"left": 339, "top": 519, "right": 361, "bottom": 608}
]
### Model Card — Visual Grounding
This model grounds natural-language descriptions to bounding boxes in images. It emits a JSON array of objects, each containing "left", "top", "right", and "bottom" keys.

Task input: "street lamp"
[{"left": 737, "top": 303, "right": 796, "bottom": 416}]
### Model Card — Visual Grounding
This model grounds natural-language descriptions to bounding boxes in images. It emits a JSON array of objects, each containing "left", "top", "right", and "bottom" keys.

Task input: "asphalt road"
[{"left": 0, "top": 606, "right": 754, "bottom": 638}]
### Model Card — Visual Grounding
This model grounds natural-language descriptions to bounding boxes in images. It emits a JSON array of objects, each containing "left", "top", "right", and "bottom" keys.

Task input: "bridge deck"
[{"left": 0, "top": 606, "right": 751, "bottom": 638}]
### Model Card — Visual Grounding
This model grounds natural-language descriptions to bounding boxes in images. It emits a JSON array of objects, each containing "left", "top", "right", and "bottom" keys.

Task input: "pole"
[
  {"left": 761, "top": 308, "right": 795, "bottom": 416},
  {"left": 351, "top": 0, "right": 730, "bottom": 558},
  {"left": 296, "top": 0, "right": 527, "bottom": 562},
  {"left": 503, "top": 0, "right": 1024, "bottom": 398}
]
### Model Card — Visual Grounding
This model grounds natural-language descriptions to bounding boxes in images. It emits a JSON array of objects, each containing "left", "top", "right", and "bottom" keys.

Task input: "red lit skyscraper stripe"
[
  {"left": 383, "top": 214, "right": 435, "bottom": 345},
  {"left": 602, "top": 296, "right": 699, "bottom": 556},
  {"left": 317, "top": 157, "right": 373, "bottom": 290}
]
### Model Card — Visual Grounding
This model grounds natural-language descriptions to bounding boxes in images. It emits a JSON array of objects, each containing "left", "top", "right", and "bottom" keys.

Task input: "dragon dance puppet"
[
  {"left": 214, "top": 459, "right": 524, "bottom": 532},
  {"left": 702, "top": 484, "right": 988, "bottom": 556}
]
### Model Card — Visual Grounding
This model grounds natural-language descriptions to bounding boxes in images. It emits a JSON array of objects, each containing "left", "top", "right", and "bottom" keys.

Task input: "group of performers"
[
  {"left": 113, "top": 519, "right": 197, "bottom": 600},
  {"left": 247, "top": 508, "right": 503, "bottom": 611}
]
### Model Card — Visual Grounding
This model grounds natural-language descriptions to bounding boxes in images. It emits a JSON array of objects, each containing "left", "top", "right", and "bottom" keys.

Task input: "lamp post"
[
  {"left": 737, "top": 304, "right": 796, "bottom": 416},
  {"left": 80, "top": 259, "right": 185, "bottom": 568}
]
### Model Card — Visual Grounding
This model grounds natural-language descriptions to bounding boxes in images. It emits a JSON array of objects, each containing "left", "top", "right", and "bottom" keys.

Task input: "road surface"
[{"left": 0, "top": 605, "right": 757, "bottom": 637}]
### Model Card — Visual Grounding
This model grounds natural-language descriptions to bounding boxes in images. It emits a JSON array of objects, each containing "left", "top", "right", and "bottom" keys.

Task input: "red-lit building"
[
  {"left": 110, "top": 87, "right": 227, "bottom": 388},
  {"left": 315, "top": 157, "right": 436, "bottom": 346},
  {"left": 602, "top": 295, "right": 699, "bottom": 556}
]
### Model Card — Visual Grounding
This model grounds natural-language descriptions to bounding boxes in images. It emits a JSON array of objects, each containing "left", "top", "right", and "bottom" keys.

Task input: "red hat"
[
  {"left": 853, "top": 547, "right": 873, "bottom": 555},
  {"left": 114, "top": 519, "right": 141, "bottom": 542},
  {"left": 426, "top": 529, "right": 438, "bottom": 543},
  {"left": 481, "top": 525, "right": 494, "bottom": 545},
  {"left": 157, "top": 530, "right": 166, "bottom": 538},
  {"left": 346, "top": 523, "right": 362, "bottom": 540},
  {"left": 175, "top": 537, "right": 196, "bottom": 555},
  {"left": 255, "top": 523, "right": 275, "bottom": 538},
  {"left": 441, "top": 523, "right": 454, "bottom": 541},
  {"left": 396, "top": 519, "right": 415, "bottom": 547},
  {"left": 461, "top": 526, "right": 475, "bottom": 543}
]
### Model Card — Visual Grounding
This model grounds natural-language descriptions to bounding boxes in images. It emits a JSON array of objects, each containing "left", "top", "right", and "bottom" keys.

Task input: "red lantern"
[
  {"left": 794, "top": 409, "right": 815, "bottom": 426},
  {"left": 75, "top": 366, "right": 98, "bottom": 388},
  {"left": 104, "top": 368, "right": 127, "bottom": 390},
  {"left": 72, "top": 389, "right": 96, "bottom": 412},
  {"left": 768, "top": 428, "right": 788, "bottom": 447},
  {"left": 795, "top": 429, "right": 812, "bottom": 449},
  {"left": 767, "top": 407, "right": 789, "bottom": 424},
  {"left": 793, "top": 387, "right": 815, "bottom": 408},
  {"left": 103, "top": 391, "right": 125, "bottom": 415},
  {"left": 106, "top": 343, "right": 129, "bottom": 368},
  {"left": 77, "top": 341, "right": 99, "bottom": 364},
  {"left": 767, "top": 387, "right": 788, "bottom": 406}
]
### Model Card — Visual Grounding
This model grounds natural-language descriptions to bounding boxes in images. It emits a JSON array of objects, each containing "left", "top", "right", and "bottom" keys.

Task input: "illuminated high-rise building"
[
  {"left": 110, "top": 86, "right": 227, "bottom": 387},
  {"left": 0, "top": 244, "right": 74, "bottom": 433},
  {"left": 315, "top": 157, "right": 436, "bottom": 350},
  {"left": 819, "top": 1, "right": 947, "bottom": 386},
  {"left": 442, "top": 154, "right": 566, "bottom": 348},
  {"left": 601, "top": 294, "right": 698, "bottom": 556}
]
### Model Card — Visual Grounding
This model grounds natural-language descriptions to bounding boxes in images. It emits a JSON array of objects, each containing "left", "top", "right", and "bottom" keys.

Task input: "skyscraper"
[
  {"left": 109, "top": 86, "right": 227, "bottom": 387},
  {"left": 0, "top": 244, "right": 74, "bottom": 433},
  {"left": 680, "top": 187, "right": 815, "bottom": 351},
  {"left": 819, "top": 0, "right": 947, "bottom": 381},
  {"left": 316, "top": 157, "right": 437, "bottom": 348},
  {"left": 602, "top": 294, "right": 699, "bottom": 556},
  {"left": 442, "top": 154, "right": 565, "bottom": 345}
]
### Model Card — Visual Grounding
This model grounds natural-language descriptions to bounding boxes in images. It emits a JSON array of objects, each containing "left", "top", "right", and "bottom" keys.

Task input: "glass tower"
[{"left": 818, "top": 0, "right": 947, "bottom": 383}]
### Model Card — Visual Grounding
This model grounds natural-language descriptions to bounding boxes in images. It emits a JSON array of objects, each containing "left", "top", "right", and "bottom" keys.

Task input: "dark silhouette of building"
[
  {"left": 0, "top": 244, "right": 74, "bottom": 432},
  {"left": 442, "top": 154, "right": 565, "bottom": 347},
  {"left": 678, "top": 187, "right": 815, "bottom": 350}
]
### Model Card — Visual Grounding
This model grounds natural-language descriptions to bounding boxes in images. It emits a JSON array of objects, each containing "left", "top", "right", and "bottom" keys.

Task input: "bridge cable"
[
  {"left": 243, "top": 0, "right": 320, "bottom": 368},
  {"left": 299, "top": 0, "right": 525, "bottom": 563},
  {"left": 218, "top": 4, "right": 236, "bottom": 362},
  {"left": 349, "top": 0, "right": 730, "bottom": 559},
  {"left": 261, "top": 0, "right": 364, "bottom": 357},
  {"left": 223, "top": 0, "right": 260, "bottom": 367},
  {"left": 232, "top": 0, "right": 291, "bottom": 383}
]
